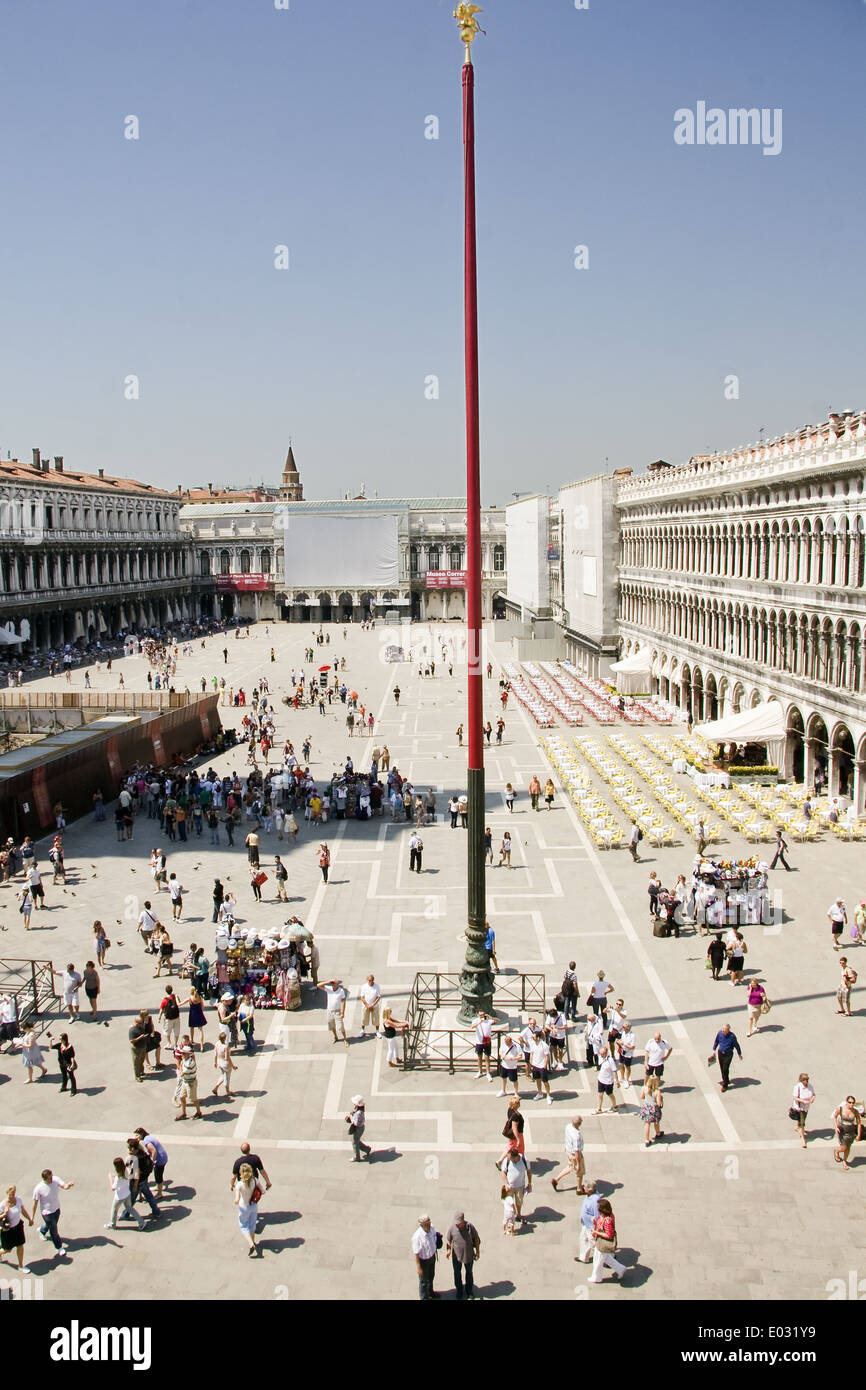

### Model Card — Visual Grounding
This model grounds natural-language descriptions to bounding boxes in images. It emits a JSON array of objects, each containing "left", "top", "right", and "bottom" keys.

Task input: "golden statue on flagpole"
[{"left": 454, "top": 4, "right": 485, "bottom": 63}]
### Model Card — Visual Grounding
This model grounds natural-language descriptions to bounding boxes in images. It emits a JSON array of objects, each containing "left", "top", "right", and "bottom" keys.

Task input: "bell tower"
[{"left": 279, "top": 444, "right": 303, "bottom": 501}]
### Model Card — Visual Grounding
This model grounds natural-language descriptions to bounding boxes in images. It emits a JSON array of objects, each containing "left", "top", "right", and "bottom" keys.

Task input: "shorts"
[
  {"left": 646, "top": 1064, "right": 665, "bottom": 1077},
  {"left": 531, "top": 1067, "right": 548, "bottom": 1082},
  {"left": 832, "top": 923, "right": 844, "bottom": 937},
  {"left": 153, "top": 1164, "right": 166, "bottom": 1184},
  {"left": 64, "top": 992, "right": 80, "bottom": 1008},
  {"left": 475, "top": 1041, "right": 492, "bottom": 1056},
  {"left": 597, "top": 1081, "right": 614, "bottom": 1095},
  {"left": 182, "top": 1077, "right": 198, "bottom": 1103},
  {"left": 500, "top": 1066, "right": 518, "bottom": 1081},
  {"left": 85, "top": 989, "right": 99, "bottom": 1000}
]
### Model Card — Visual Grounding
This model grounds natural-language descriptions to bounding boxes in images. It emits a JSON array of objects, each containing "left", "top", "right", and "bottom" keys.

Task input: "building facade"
[
  {"left": 0, "top": 451, "right": 196, "bottom": 650},
  {"left": 616, "top": 410, "right": 866, "bottom": 808},
  {"left": 180, "top": 453, "right": 508, "bottom": 624}
]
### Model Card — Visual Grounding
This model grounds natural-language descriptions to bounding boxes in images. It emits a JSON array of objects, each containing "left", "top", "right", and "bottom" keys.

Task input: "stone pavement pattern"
[{"left": 1, "top": 621, "right": 864, "bottom": 1301}]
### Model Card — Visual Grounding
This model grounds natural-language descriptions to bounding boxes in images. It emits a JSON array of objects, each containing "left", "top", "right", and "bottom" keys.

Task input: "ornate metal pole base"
[{"left": 458, "top": 766, "right": 494, "bottom": 1023}]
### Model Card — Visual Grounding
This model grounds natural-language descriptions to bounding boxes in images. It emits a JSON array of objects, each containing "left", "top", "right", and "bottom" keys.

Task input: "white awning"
[
  {"left": 695, "top": 702, "right": 786, "bottom": 766},
  {"left": 610, "top": 646, "right": 652, "bottom": 693}
]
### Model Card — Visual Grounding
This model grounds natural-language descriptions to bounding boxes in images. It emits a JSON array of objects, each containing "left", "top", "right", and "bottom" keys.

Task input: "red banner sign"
[
  {"left": 425, "top": 569, "right": 467, "bottom": 589},
  {"left": 215, "top": 574, "right": 270, "bottom": 592}
]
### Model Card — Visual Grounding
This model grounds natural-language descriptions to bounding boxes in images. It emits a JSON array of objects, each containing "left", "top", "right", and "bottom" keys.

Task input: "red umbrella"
[{"left": 318, "top": 665, "right": 331, "bottom": 672}]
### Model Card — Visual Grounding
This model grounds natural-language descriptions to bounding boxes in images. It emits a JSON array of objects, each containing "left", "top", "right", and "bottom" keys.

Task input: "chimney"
[
  {"left": 41, "top": 460, "right": 50, "bottom": 472},
  {"left": 53, "top": 456, "right": 63, "bottom": 472},
  {"left": 32, "top": 447, "right": 41, "bottom": 470},
  {"left": 208, "top": 482, "right": 214, "bottom": 494},
  {"left": 98, "top": 468, "right": 105, "bottom": 479}
]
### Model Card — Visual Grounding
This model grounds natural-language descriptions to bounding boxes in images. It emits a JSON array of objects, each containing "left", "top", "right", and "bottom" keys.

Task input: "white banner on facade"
[{"left": 278, "top": 512, "right": 401, "bottom": 589}]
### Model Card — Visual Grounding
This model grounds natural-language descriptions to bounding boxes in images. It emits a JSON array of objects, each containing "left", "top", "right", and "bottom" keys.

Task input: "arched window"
[
  {"left": 493, "top": 544, "right": 505, "bottom": 572},
  {"left": 200, "top": 552, "right": 211, "bottom": 577},
  {"left": 409, "top": 545, "right": 419, "bottom": 575},
  {"left": 260, "top": 549, "right": 271, "bottom": 574},
  {"left": 240, "top": 549, "right": 251, "bottom": 574},
  {"left": 220, "top": 550, "right": 231, "bottom": 576}
]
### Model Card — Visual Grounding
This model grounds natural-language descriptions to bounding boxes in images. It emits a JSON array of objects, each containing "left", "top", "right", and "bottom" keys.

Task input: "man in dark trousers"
[
  {"left": 711, "top": 1023, "right": 742, "bottom": 1092},
  {"left": 445, "top": 1211, "right": 482, "bottom": 1301},
  {"left": 409, "top": 830, "right": 423, "bottom": 874},
  {"left": 770, "top": 829, "right": 791, "bottom": 871},
  {"left": 212, "top": 878, "right": 225, "bottom": 923}
]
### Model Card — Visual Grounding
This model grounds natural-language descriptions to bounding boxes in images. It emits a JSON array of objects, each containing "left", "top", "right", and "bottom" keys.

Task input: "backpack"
[
  {"left": 637, "top": 828, "right": 643, "bottom": 841},
  {"left": 162, "top": 995, "right": 180, "bottom": 1020},
  {"left": 134, "top": 1149, "right": 153, "bottom": 1181},
  {"left": 561, "top": 973, "right": 576, "bottom": 998}
]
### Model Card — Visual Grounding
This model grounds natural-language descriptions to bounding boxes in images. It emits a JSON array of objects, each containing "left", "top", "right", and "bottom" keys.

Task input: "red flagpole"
[
  {"left": 464, "top": 61, "right": 482, "bottom": 769},
  {"left": 458, "top": 51, "right": 493, "bottom": 1022}
]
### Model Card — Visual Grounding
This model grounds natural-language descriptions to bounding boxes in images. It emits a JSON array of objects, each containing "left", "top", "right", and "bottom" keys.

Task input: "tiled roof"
[{"left": 0, "top": 462, "right": 173, "bottom": 497}]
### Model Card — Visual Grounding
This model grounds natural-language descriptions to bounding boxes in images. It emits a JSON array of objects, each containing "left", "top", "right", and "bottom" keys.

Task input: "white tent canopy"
[
  {"left": 0, "top": 626, "right": 23, "bottom": 646},
  {"left": 610, "top": 646, "right": 652, "bottom": 694},
  {"left": 695, "top": 702, "right": 786, "bottom": 766}
]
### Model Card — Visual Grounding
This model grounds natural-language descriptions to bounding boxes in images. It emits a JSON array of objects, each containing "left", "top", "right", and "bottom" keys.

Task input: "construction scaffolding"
[{"left": 0, "top": 958, "right": 58, "bottom": 1038}]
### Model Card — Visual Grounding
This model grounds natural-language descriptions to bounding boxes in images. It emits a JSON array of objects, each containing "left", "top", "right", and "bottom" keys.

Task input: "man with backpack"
[
  {"left": 561, "top": 961, "right": 579, "bottom": 1022},
  {"left": 159, "top": 986, "right": 182, "bottom": 1049},
  {"left": 629, "top": 821, "right": 642, "bottom": 862}
]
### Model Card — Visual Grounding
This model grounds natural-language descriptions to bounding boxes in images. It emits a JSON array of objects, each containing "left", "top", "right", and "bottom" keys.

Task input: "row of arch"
[
  {"left": 620, "top": 586, "right": 865, "bottom": 692},
  {"left": 201, "top": 548, "right": 272, "bottom": 578},
  {"left": 622, "top": 640, "right": 866, "bottom": 809},
  {"left": 621, "top": 514, "right": 866, "bottom": 588},
  {"left": 0, "top": 545, "right": 188, "bottom": 596}
]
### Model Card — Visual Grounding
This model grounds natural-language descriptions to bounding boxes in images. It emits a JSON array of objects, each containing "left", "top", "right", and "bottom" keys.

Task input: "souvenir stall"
[
  {"left": 212, "top": 924, "right": 309, "bottom": 1011},
  {"left": 693, "top": 857, "right": 772, "bottom": 926}
]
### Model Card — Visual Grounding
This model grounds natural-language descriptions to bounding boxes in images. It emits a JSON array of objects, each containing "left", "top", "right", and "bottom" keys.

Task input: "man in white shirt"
[
  {"left": 31, "top": 1168, "right": 74, "bottom": 1255},
  {"left": 56, "top": 964, "right": 82, "bottom": 1022},
  {"left": 551, "top": 1115, "right": 585, "bottom": 1191},
  {"left": 616, "top": 1024, "right": 636, "bottom": 1087},
  {"left": 544, "top": 1007, "right": 568, "bottom": 1071},
  {"left": 411, "top": 1214, "right": 440, "bottom": 1300},
  {"left": 473, "top": 1011, "right": 495, "bottom": 1081},
  {"left": 595, "top": 1045, "right": 619, "bottom": 1113},
  {"left": 828, "top": 899, "right": 847, "bottom": 950},
  {"left": 138, "top": 902, "right": 159, "bottom": 953},
  {"left": 643, "top": 1032, "right": 672, "bottom": 1080},
  {"left": 323, "top": 979, "right": 348, "bottom": 1046},
  {"left": 520, "top": 1018, "right": 538, "bottom": 1079},
  {"left": 359, "top": 975, "right": 381, "bottom": 1035},
  {"left": 530, "top": 1031, "right": 552, "bottom": 1104},
  {"left": 586, "top": 1013, "right": 605, "bottom": 1070},
  {"left": 496, "top": 1034, "right": 523, "bottom": 1098}
]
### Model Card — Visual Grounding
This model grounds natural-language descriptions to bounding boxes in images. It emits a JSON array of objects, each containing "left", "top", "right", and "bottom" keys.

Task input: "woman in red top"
[{"left": 588, "top": 1199, "right": 627, "bottom": 1284}]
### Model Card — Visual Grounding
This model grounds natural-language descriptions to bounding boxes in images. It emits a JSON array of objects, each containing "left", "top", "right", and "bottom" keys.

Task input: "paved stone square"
[{"left": 1, "top": 621, "right": 864, "bottom": 1302}]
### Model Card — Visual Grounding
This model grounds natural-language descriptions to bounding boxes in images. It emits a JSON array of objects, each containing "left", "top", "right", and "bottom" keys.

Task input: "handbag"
[
  {"left": 788, "top": 1106, "right": 801, "bottom": 1122},
  {"left": 760, "top": 998, "right": 772, "bottom": 1014},
  {"left": 251, "top": 1184, "right": 263, "bottom": 1204},
  {"left": 707, "top": 1054, "right": 717, "bottom": 1067},
  {"left": 594, "top": 1232, "right": 617, "bottom": 1253}
]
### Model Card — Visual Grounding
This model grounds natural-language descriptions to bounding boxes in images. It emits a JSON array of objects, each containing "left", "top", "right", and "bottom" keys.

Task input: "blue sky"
[{"left": 0, "top": 0, "right": 863, "bottom": 503}]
